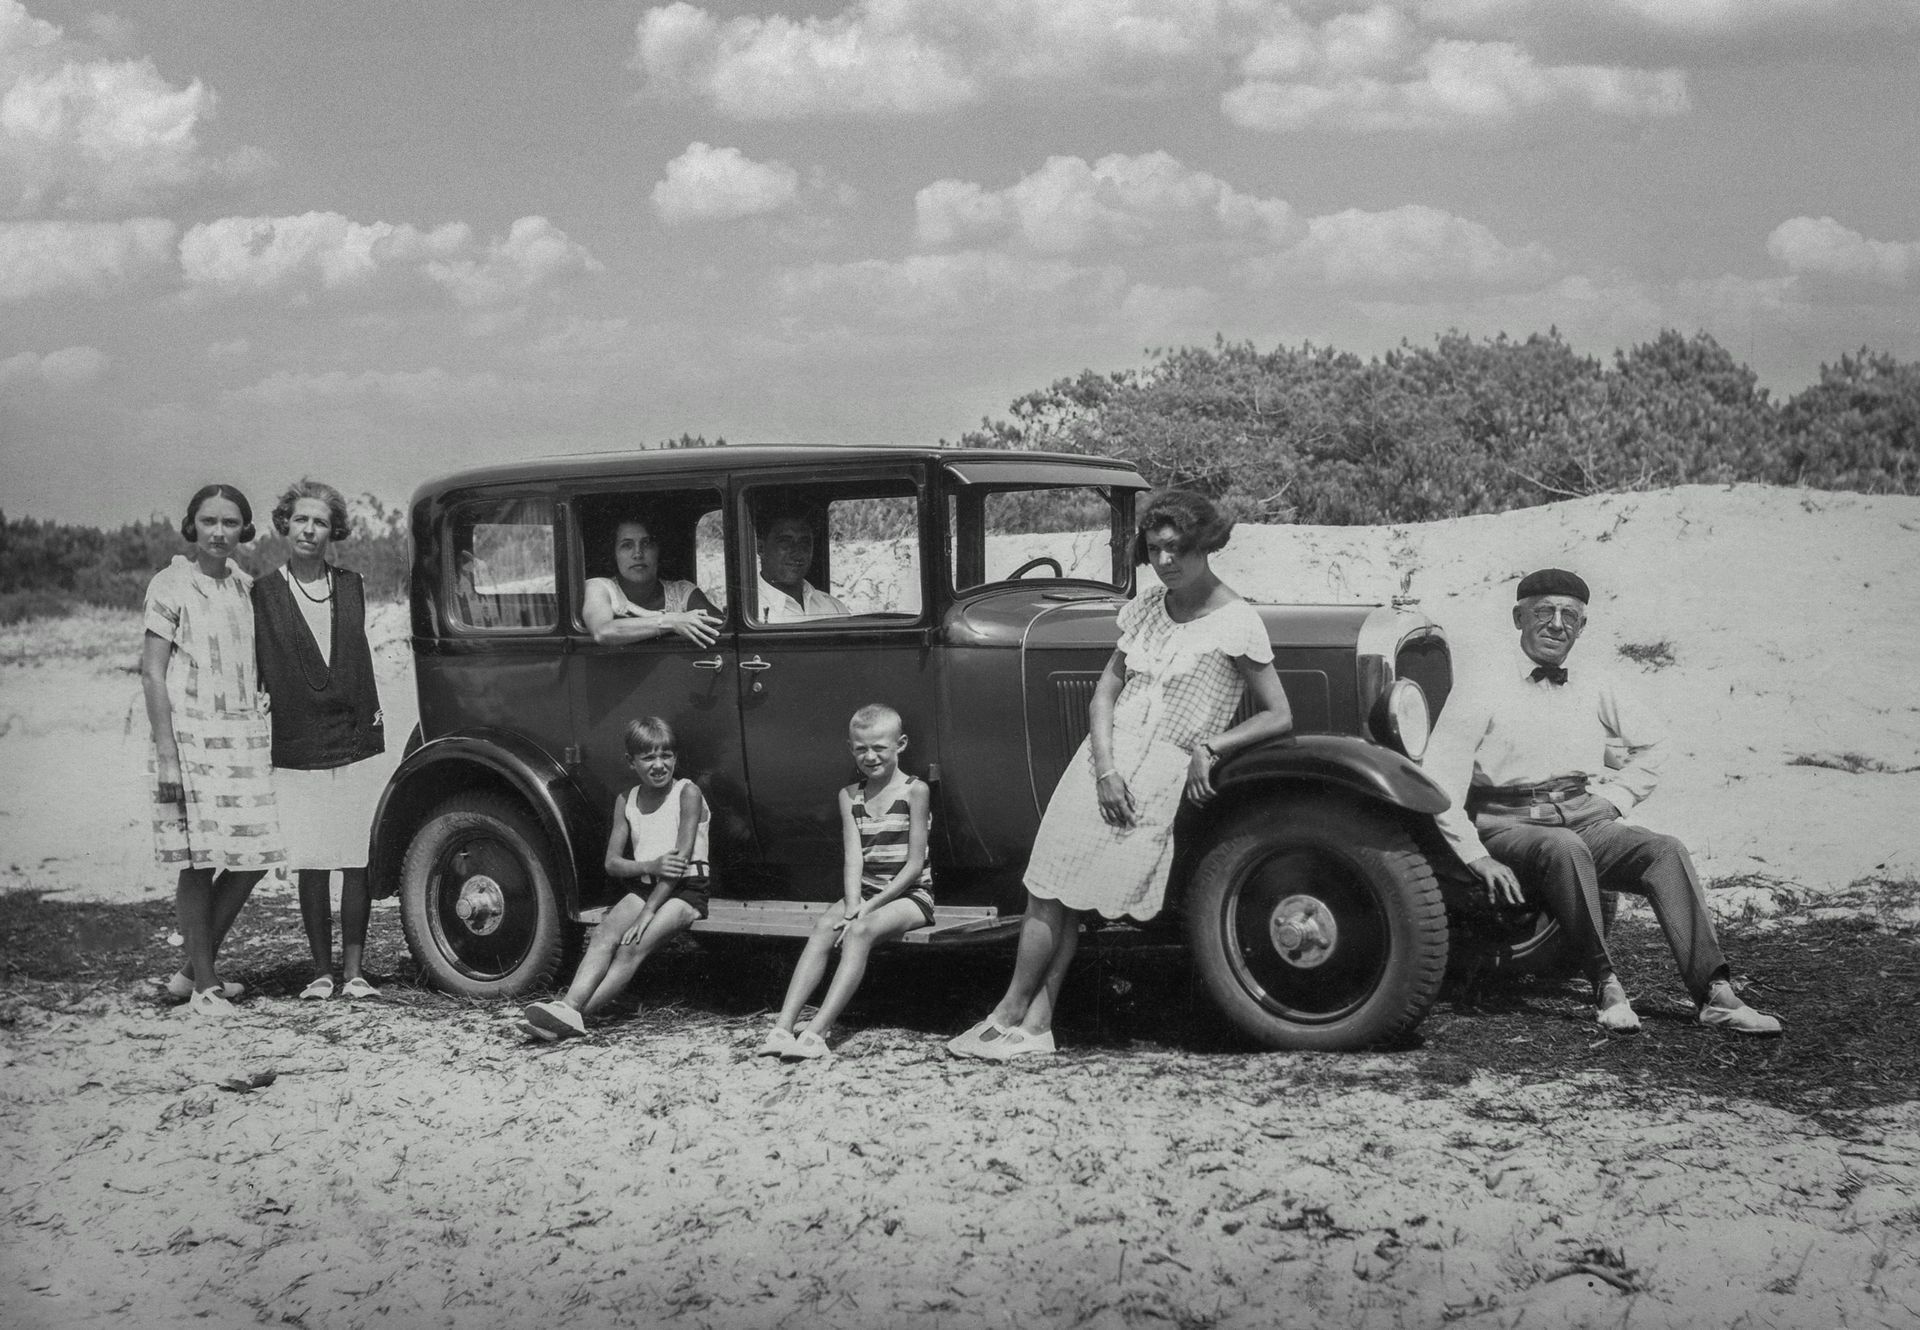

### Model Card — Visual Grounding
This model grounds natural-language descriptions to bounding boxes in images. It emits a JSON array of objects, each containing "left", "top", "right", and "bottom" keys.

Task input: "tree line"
[
  {"left": 5, "top": 338, "right": 1915, "bottom": 621},
  {"left": 951, "top": 329, "right": 1918, "bottom": 525}
]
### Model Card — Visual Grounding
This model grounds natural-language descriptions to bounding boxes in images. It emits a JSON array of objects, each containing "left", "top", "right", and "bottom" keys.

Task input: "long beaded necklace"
[{"left": 291, "top": 564, "right": 333, "bottom": 603}]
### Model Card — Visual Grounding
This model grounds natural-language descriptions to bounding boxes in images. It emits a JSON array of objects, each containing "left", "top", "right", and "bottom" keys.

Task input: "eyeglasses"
[{"left": 1527, "top": 606, "right": 1586, "bottom": 628}]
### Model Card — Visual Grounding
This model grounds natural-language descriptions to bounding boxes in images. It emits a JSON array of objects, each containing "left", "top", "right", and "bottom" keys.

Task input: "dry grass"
[
  {"left": 1616, "top": 640, "right": 1677, "bottom": 670},
  {"left": 5, "top": 882, "right": 1916, "bottom": 1122},
  {"left": 1788, "top": 752, "right": 1920, "bottom": 775}
]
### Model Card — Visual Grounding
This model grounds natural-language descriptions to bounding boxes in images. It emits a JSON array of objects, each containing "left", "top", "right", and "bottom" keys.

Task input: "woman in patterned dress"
[
  {"left": 581, "top": 515, "right": 722, "bottom": 647},
  {"left": 140, "top": 485, "right": 285, "bottom": 1018},
  {"left": 949, "top": 491, "right": 1293, "bottom": 1060}
]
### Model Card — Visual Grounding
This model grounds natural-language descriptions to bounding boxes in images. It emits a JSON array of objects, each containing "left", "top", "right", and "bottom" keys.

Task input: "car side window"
[
  {"left": 449, "top": 498, "right": 558, "bottom": 631},
  {"left": 573, "top": 488, "right": 728, "bottom": 626},
  {"left": 745, "top": 483, "right": 922, "bottom": 624}
]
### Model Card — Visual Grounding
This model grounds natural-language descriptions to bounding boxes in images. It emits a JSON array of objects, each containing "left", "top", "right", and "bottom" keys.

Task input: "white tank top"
[{"left": 623, "top": 777, "right": 709, "bottom": 872}]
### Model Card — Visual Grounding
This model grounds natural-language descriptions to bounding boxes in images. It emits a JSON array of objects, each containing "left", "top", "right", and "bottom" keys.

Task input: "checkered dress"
[
  {"left": 1025, "top": 586, "right": 1273, "bottom": 920},
  {"left": 144, "top": 557, "right": 284, "bottom": 872}
]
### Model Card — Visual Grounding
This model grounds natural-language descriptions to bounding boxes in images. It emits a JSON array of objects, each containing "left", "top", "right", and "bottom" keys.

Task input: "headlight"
[{"left": 1384, "top": 678, "right": 1430, "bottom": 761}]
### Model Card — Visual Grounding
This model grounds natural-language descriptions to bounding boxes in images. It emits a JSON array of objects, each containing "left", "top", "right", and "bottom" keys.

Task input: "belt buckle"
[{"left": 1528, "top": 802, "right": 1555, "bottom": 821}]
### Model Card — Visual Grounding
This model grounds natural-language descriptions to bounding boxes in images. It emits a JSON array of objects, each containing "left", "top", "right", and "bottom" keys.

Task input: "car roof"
[{"left": 411, "top": 445, "right": 1137, "bottom": 503}]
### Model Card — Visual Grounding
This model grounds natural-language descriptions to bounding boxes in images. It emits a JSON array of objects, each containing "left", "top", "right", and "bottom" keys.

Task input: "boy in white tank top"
[{"left": 523, "top": 717, "right": 710, "bottom": 1041}]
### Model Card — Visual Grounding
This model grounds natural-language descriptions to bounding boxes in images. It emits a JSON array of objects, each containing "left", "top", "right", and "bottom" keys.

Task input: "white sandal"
[{"left": 299, "top": 976, "right": 335, "bottom": 1001}]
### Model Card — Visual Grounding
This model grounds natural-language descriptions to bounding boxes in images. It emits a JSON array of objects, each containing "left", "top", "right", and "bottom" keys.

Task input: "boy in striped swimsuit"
[{"left": 758, "top": 703, "right": 935, "bottom": 1061}]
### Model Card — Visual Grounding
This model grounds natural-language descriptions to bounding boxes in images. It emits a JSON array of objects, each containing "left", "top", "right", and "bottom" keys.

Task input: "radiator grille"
[{"left": 1052, "top": 673, "right": 1099, "bottom": 755}]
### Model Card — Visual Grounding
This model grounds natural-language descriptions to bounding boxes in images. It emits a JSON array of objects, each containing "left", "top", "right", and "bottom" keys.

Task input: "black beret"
[{"left": 1516, "top": 567, "right": 1589, "bottom": 603}]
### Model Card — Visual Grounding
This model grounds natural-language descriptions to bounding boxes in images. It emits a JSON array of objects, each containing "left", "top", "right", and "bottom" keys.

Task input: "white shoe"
[
  {"left": 187, "top": 987, "right": 237, "bottom": 1019},
  {"left": 945, "top": 1016, "right": 1007, "bottom": 1059},
  {"left": 1697, "top": 1000, "right": 1781, "bottom": 1035},
  {"left": 782, "top": 1030, "right": 831, "bottom": 1061},
  {"left": 977, "top": 1027, "right": 1056, "bottom": 1061},
  {"left": 163, "top": 971, "right": 244, "bottom": 1000},
  {"left": 1596, "top": 1000, "right": 1641, "bottom": 1033},
  {"left": 522, "top": 1000, "right": 585, "bottom": 1040},
  {"left": 756, "top": 1027, "right": 798, "bottom": 1058}
]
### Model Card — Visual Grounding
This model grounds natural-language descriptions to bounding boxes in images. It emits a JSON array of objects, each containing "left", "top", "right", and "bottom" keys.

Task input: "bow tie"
[{"left": 1530, "top": 664, "right": 1568, "bottom": 686}]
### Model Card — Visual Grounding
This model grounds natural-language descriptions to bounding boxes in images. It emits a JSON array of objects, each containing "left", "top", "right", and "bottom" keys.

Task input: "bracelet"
[
  {"left": 1095, "top": 769, "right": 1119, "bottom": 781},
  {"left": 1198, "top": 743, "right": 1219, "bottom": 763}
]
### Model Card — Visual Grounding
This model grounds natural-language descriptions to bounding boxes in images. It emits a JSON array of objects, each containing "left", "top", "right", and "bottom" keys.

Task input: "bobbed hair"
[
  {"left": 272, "top": 479, "right": 351, "bottom": 541},
  {"left": 624, "top": 715, "right": 677, "bottom": 757},
  {"left": 1129, "top": 489, "right": 1231, "bottom": 567},
  {"left": 181, "top": 483, "right": 256, "bottom": 544}
]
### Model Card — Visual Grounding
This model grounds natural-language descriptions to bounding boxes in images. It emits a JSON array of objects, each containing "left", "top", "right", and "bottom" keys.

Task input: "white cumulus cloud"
[
  {"left": 1262, "top": 204, "right": 1558, "bottom": 288},
  {"left": 178, "top": 212, "right": 597, "bottom": 306},
  {"left": 1766, "top": 216, "right": 1919, "bottom": 287},
  {"left": 916, "top": 152, "right": 1298, "bottom": 254},
  {"left": 0, "top": 0, "right": 264, "bottom": 214},
  {"left": 652, "top": 142, "right": 800, "bottom": 224},
  {"left": 0, "top": 341, "right": 105, "bottom": 387},
  {"left": 630, "top": 1, "right": 1704, "bottom": 135},
  {"left": 1224, "top": 34, "right": 1687, "bottom": 133},
  {"left": 0, "top": 214, "right": 172, "bottom": 299}
]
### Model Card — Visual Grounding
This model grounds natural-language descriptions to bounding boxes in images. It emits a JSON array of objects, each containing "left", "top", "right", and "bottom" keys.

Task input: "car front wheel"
[
  {"left": 399, "top": 792, "right": 565, "bottom": 998},
  {"left": 1184, "top": 795, "right": 1448, "bottom": 1051}
]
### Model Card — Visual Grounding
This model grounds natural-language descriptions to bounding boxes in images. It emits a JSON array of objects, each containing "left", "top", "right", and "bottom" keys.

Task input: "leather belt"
[{"left": 1467, "top": 776, "right": 1588, "bottom": 814}]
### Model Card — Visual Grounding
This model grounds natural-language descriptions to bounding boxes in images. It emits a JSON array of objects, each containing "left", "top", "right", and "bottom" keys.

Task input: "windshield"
[{"left": 948, "top": 483, "right": 1132, "bottom": 593}]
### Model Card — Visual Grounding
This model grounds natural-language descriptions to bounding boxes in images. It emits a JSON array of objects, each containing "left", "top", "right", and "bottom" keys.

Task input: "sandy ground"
[{"left": 3, "top": 483, "right": 1918, "bottom": 1327}]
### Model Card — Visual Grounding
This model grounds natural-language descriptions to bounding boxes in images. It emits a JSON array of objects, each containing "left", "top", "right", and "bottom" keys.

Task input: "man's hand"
[
  {"left": 620, "top": 909, "right": 654, "bottom": 946},
  {"left": 1468, "top": 856, "right": 1527, "bottom": 907}
]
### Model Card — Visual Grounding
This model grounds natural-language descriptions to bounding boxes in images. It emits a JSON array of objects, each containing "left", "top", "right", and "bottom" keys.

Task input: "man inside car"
[{"left": 754, "top": 501, "right": 850, "bottom": 622}]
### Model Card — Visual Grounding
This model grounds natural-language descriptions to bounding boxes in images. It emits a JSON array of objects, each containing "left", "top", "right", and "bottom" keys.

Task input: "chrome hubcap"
[
  {"left": 453, "top": 873, "right": 506, "bottom": 936},
  {"left": 1268, "top": 894, "right": 1338, "bottom": 969}
]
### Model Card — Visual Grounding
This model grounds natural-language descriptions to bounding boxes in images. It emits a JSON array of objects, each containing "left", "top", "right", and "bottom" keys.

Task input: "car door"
[
  {"left": 729, "top": 466, "right": 939, "bottom": 900},
  {"left": 563, "top": 479, "right": 746, "bottom": 907}
]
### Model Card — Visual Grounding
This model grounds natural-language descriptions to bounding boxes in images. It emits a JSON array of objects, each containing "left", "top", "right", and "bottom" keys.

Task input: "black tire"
[
  {"left": 399, "top": 792, "right": 566, "bottom": 998},
  {"left": 1495, "top": 890, "right": 1620, "bottom": 978},
  {"left": 1184, "top": 795, "right": 1448, "bottom": 1051}
]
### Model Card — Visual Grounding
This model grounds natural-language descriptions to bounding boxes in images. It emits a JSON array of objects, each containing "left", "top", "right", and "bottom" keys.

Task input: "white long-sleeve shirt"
[{"left": 1422, "top": 646, "right": 1666, "bottom": 866}]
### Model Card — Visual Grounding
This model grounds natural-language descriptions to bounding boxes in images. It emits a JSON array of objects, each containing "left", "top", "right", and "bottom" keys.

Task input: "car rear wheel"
[
  {"left": 1184, "top": 795, "right": 1447, "bottom": 1051},
  {"left": 399, "top": 792, "right": 565, "bottom": 998}
]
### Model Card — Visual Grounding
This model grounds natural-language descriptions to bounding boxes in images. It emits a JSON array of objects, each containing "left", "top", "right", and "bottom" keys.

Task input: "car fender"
[
  {"left": 368, "top": 729, "right": 595, "bottom": 910},
  {"left": 1211, "top": 733, "right": 1451, "bottom": 816}
]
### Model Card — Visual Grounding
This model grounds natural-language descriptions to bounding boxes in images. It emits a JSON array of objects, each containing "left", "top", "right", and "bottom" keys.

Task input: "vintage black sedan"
[{"left": 372, "top": 446, "right": 1490, "bottom": 1049}]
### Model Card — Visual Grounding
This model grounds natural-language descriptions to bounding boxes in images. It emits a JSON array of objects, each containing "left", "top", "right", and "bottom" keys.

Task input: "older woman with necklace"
[{"left": 253, "top": 480, "right": 387, "bottom": 1000}]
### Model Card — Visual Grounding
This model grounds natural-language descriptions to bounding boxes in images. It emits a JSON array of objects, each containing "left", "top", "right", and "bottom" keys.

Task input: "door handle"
[
  {"left": 690, "top": 657, "right": 723, "bottom": 671},
  {"left": 739, "top": 655, "right": 773, "bottom": 672}
]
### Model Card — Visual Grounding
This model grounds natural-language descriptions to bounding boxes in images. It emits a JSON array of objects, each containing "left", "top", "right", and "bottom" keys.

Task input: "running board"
[{"left": 682, "top": 899, "right": 1014, "bottom": 945}]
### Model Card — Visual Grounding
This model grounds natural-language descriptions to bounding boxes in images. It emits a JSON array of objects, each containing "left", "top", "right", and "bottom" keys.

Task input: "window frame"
[
  {"left": 734, "top": 466, "right": 935, "bottom": 634},
  {"left": 441, "top": 493, "right": 565, "bottom": 637}
]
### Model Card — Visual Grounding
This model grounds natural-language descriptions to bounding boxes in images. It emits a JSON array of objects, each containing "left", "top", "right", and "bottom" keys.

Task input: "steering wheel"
[{"left": 1008, "top": 556, "right": 1064, "bottom": 580}]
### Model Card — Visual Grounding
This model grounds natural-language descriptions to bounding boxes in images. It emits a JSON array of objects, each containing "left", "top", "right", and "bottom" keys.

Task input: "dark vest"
[{"left": 252, "top": 566, "right": 385, "bottom": 770}]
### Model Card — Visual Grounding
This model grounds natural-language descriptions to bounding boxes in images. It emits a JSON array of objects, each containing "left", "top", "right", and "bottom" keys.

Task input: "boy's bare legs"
[
  {"left": 339, "top": 869, "right": 371, "bottom": 984},
  {"left": 581, "top": 898, "right": 698, "bottom": 1017},
  {"left": 559, "top": 893, "right": 651, "bottom": 1012},
  {"left": 775, "top": 908, "right": 847, "bottom": 1032},
  {"left": 799, "top": 899, "right": 926, "bottom": 1038},
  {"left": 297, "top": 870, "right": 334, "bottom": 980},
  {"left": 986, "top": 893, "right": 1078, "bottom": 1032}
]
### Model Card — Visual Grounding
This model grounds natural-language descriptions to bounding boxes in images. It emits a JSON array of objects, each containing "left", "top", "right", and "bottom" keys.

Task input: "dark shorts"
[
  {"left": 628, "top": 872, "right": 710, "bottom": 921},
  {"left": 862, "top": 879, "right": 935, "bottom": 929}
]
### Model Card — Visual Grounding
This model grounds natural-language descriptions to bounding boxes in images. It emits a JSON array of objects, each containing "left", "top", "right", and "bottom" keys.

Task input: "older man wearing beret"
[{"left": 1423, "top": 568, "right": 1780, "bottom": 1035}]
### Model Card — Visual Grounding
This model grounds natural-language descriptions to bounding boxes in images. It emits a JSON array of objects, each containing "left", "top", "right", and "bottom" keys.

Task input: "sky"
[{"left": 2, "top": 0, "right": 1917, "bottom": 525}]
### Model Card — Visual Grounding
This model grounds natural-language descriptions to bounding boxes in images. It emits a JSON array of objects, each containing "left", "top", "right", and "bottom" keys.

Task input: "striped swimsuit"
[{"left": 850, "top": 775, "right": 935, "bottom": 927}]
